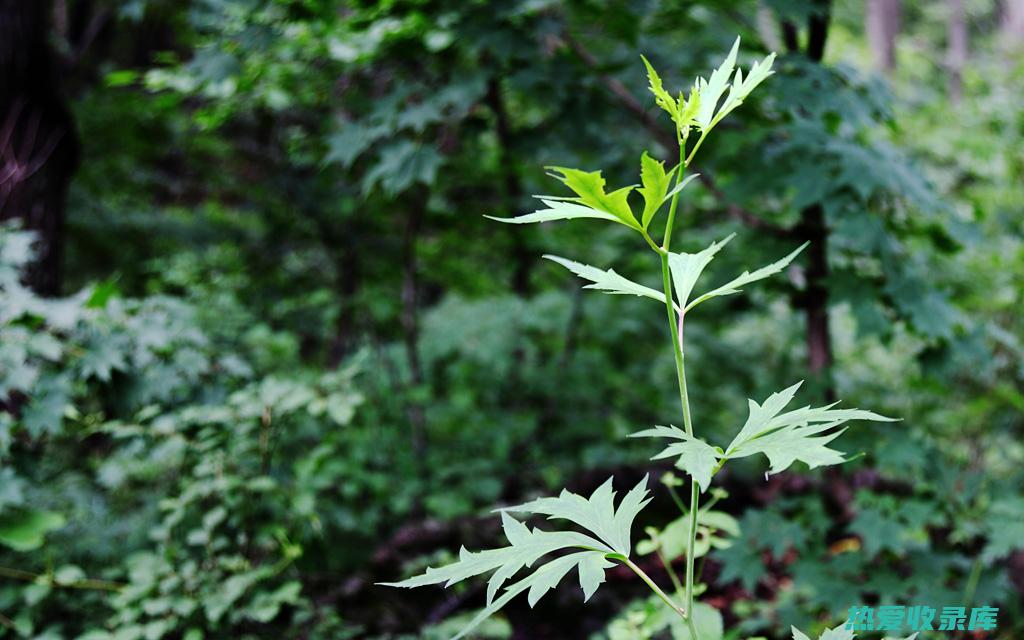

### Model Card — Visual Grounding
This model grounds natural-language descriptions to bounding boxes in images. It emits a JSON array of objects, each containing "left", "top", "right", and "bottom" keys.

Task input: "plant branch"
[
  {"left": 0, "top": 565, "right": 123, "bottom": 592},
  {"left": 622, "top": 557, "right": 687, "bottom": 621}
]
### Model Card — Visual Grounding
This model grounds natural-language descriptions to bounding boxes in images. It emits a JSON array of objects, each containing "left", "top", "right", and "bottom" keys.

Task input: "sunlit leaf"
[
  {"left": 639, "top": 152, "right": 678, "bottom": 229},
  {"left": 545, "top": 167, "right": 639, "bottom": 229}
]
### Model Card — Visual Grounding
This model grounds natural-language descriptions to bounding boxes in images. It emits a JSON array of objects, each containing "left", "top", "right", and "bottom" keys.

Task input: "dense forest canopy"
[{"left": 0, "top": 0, "right": 1022, "bottom": 638}]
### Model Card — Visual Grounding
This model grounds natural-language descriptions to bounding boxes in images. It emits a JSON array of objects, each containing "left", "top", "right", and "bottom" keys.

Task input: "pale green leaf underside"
[
  {"left": 724, "top": 381, "right": 897, "bottom": 475},
  {"left": 486, "top": 199, "right": 621, "bottom": 225},
  {"left": 631, "top": 425, "right": 720, "bottom": 492},
  {"left": 661, "top": 173, "right": 701, "bottom": 204},
  {"left": 544, "top": 255, "right": 665, "bottom": 304},
  {"left": 696, "top": 37, "right": 740, "bottom": 130},
  {"left": 683, "top": 241, "right": 809, "bottom": 312},
  {"left": 635, "top": 385, "right": 895, "bottom": 480},
  {"left": 381, "top": 477, "right": 650, "bottom": 639},
  {"left": 667, "top": 234, "right": 735, "bottom": 310},
  {"left": 502, "top": 476, "right": 651, "bottom": 556}
]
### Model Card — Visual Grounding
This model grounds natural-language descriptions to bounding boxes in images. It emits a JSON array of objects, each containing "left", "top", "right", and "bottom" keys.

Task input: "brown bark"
[
  {"left": 0, "top": 0, "right": 79, "bottom": 295},
  {"left": 866, "top": 0, "right": 901, "bottom": 74}
]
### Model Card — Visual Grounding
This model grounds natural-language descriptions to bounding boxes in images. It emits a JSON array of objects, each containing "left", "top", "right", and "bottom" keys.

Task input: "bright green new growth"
[{"left": 383, "top": 37, "right": 895, "bottom": 639}]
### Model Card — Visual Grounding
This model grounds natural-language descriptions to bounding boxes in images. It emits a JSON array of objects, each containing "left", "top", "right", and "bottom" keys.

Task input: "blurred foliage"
[{"left": 0, "top": 0, "right": 1021, "bottom": 638}]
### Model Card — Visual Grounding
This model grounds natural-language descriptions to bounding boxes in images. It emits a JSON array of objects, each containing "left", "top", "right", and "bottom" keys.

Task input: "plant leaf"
[
  {"left": 819, "top": 626, "right": 855, "bottom": 640},
  {"left": 546, "top": 167, "right": 639, "bottom": 229},
  {"left": 716, "top": 52, "right": 776, "bottom": 123},
  {"left": 486, "top": 199, "right": 621, "bottom": 225},
  {"left": 695, "top": 37, "right": 739, "bottom": 130},
  {"left": 667, "top": 235, "right": 736, "bottom": 310},
  {"left": 723, "top": 382, "right": 898, "bottom": 475},
  {"left": 792, "top": 628, "right": 812, "bottom": 640},
  {"left": 502, "top": 476, "right": 651, "bottom": 556},
  {"left": 544, "top": 255, "right": 665, "bottom": 304},
  {"left": 660, "top": 173, "right": 701, "bottom": 204},
  {"left": 381, "top": 478, "right": 650, "bottom": 639},
  {"left": 641, "top": 55, "right": 678, "bottom": 121},
  {"left": 577, "top": 552, "right": 614, "bottom": 602},
  {"left": 639, "top": 152, "right": 678, "bottom": 229},
  {"left": 0, "top": 508, "right": 66, "bottom": 552},
  {"left": 449, "top": 551, "right": 608, "bottom": 640},
  {"left": 632, "top": 425, "right": 720, "bottom": 492},
  {"left": 684, "top": 242, "right": 808, "bottom": 312}
]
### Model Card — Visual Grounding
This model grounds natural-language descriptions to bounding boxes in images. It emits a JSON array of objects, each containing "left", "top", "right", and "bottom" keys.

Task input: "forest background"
[{"left": 0, "top": 0, "right": 1022, "bottom": 638}]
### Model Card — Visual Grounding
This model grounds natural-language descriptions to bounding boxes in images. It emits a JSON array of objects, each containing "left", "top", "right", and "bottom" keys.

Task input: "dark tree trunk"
[
  {"left": 0, "top": 0, "right": 79, "bottom": 295},
  {"left": 797, "top": 1, "right": 837, "bottom": 400},
  {"left": 866, "top": 0, "right": 901, "bottom": 74},
  {"left": 799, "top": 204, "right": 835, "bottom": 401},
  {"left": 486, "top": 78, "right": 532, "bottom": 296}
]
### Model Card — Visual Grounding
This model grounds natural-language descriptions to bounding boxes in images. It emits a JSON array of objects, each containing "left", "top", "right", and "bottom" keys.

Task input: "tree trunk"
[
  {"left": 800, "top": 1, "right": 837, "bottom": 401},
  {"left": 866, "top": 0, "right": 901, "bottom": 75},
  {"left": 947, "top": 0, "right": 968, "bottom": 104},
  {"left": 800, "top": 204, "right": 835, "bottom": 401},
  {"left": 0, "top": 0, "right": 79, "bottom": 295},
  {"left": 1002, "top": 0, "right": 1024, "bottom": 47},
  {"left": 485, "top": 77, "right": 532, "bottom": 296},
  {"left": 401, "top": 199, "right": 428, "bottom": 478}
]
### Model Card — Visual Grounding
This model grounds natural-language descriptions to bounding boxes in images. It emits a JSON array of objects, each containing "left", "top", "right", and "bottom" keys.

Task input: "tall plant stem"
[{"left": 656, "top": 130, "right": 705, "bottom": 639}]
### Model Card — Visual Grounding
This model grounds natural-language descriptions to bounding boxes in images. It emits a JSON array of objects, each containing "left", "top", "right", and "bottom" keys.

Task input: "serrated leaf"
[
  {"left": 486, "top": 199, "right": 622, "bottom": 225},
  {"left": 450, "top": 551, "right": 606, "bottom": 640},
  {"left": 639, "top": 152, "right": 678, "bottom": 229},
  {"left": 632, "top": 425, "right": 720, "bottom": 492},
  {"left": 641, "top": 56, "right": 678, "bottom": 120},
  {"left": 715, "top": 52, "right": 776, "bottom": 124},
  {"left": 546, "top": 167, "right": 639, "bottom": 228},
  {"left": 695, "top": 37, "right": 739, "bottom": 130},
  {"left": 723, "top": 382, "right": 897, "bottom": 475},
  {"left": 684, "top": 242, "right": 808, "bottom": 312},
  {"left": 381, "top": 478, "right": 649, "bottom": 639},
  {"left": 577, "top": 553, "right": 613, "bottom": 601},
  {"left": 544, "top": 255, "right": 665, "bottom": 304},
  {"left": 503, "top": 476, "right": 651, "bottom": 556},
  {"left": 667, "top": 235, "right": 735, "bottom": 310}
]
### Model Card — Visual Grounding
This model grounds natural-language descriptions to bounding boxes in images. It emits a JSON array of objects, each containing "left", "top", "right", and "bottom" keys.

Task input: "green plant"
[{"left": 387, "top": 36, "right": 897, "bottom": 639}]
